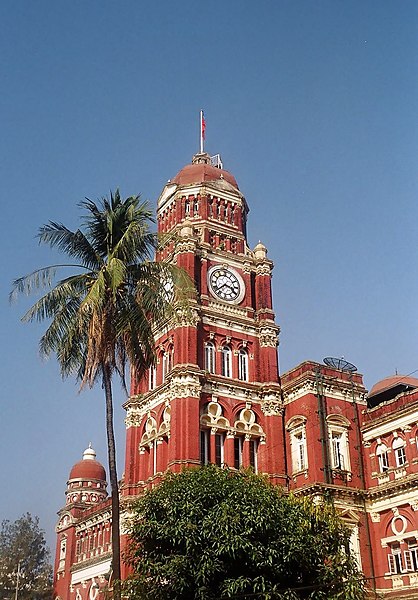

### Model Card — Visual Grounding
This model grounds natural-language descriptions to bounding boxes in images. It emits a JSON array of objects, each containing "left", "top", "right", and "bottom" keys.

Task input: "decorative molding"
[
  {"left": 255, "top": 263, "right": 272, "bottom": 276},
  {"left": 170, "top": 374, "right": 201, "bottom": 399},
  {"left": 174, "top": 306, "right": 200, "bottom": 328},
  {"left": 259, "top": 325, "right": 279, "bottom": 348}
]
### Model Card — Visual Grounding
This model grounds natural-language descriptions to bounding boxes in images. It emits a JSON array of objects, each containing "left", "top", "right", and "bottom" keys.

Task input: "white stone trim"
[{"left": 71, "top": 558, "right": 111, "bottom": 585}]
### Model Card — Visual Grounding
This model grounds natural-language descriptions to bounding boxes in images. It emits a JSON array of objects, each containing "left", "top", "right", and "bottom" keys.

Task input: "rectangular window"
[
  {"left": 215, "top": 434, "right": 224, "bottom": 467},
  {"left": 378, "top": 452, "right": 389, "bottom": 472},
  {"left": 388, "top": 546, "right": 404, "bottom": 574},
  {"left": 234, "top": 437, "right": 243, "bottom": 469},
  {"left": 388, "top": 553, "right": 396, "bottom": 574},
  {"left": 331, "top": 432, "right": 345, "bottom": 470},
  {"left": 200, "top": 430, "right": 209, "bottom": 465},
  {"left": 149, "top": 367, "right": 156, "bottom": 390},
  {"left": 396, "top": 447, "right": 406, "bottom": 467},
  {"left": 292, "top": 431, "right": 307, "bottom": 472},
  {"left": 249, "top": 439, "right": 258, "bottom": 472}
]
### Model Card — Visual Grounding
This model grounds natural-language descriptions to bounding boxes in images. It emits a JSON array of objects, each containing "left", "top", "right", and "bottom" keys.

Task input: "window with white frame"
[
  {"left": 148, "top": 366, "right": 156, "bottom": 390},
  {"left": 221, "top": 346, "right": 232, "bottom": 378},
  {"left": 293, "top": 430, "right": 307, "bottom": 471},
  {"left": 205, "top": 342, "right": 216, "bottom": 373},
  {"left": 200, "top": 429, "right": 210, "bottom": 465},
  {"left": 388, "top": 543, "right": 404, "bottom": 574},
  {"left": 215, "top": 433, "right": 225, "bottom": 467},
  {"left": 162, "top": 348, "right": 173, "bottom": 382},
  {"left": 393, "top": 436, "right": 407, "bottom": 467},
  {"left": 331, "top": 432, "right": 345, "bottom": 470},
  {"left": 286, "top": 416, "right": 308, "bottom": 473},
  {"left": 404, "top": 539, "right": 418, "bottom": 572},
  {"left": 327, "top": 415, "right": 350, "bottom": 472},
  {"left": 249, "top": 439, "right": 258, "bottom": 472},
  {"left": 234, "top": 436, "right": 244, "bottom": 469},
  {"left": 376, "top": 442, "right": 389, "bottom": 472},
  {"left": 238, "top": 348, "right": 249, "bottom": 381}
]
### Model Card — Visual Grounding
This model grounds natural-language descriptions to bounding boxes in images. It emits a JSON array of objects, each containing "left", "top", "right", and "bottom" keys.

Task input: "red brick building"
[{"left": 53, "top": 152, "right": 418, "bottom": 599}]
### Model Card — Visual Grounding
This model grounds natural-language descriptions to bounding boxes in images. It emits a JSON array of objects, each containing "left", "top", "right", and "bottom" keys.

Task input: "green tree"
[
  {"left": 125, "top": 466, "right": 365, "bottom": 600},
  {"left": 11, "top": 191, "right": 191, "bottom": 600},
  {"left": 0, "top": 513, "right": 52, "bottom": 600}
]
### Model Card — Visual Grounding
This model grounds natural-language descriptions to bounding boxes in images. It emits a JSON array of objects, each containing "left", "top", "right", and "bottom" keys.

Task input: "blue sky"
[{"left": 1, "top": 1, "right": 417, "bottom": 552}]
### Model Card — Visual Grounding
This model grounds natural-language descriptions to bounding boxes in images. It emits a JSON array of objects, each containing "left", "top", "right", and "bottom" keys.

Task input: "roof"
[
  {"left": 172, "top": 162, "right": 239, "bottom": 189},
  {"left": 368, "top": 375, "right": 418, "bottom": 398},
  {"left": 69, "top": 445, "right": 106, "bottom": 482}
]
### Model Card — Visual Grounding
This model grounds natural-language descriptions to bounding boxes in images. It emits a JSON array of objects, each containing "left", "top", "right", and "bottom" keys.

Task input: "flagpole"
[{"left": 200, "top": 110, "right": 204, "bottom": 153}]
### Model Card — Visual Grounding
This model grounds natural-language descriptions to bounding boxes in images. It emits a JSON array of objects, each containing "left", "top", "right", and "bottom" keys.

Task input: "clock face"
[{"left": 208, "top": 266, "right": 245, "bottom": 303}]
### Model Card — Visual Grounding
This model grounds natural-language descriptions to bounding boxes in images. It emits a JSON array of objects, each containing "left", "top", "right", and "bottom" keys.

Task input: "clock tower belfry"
[{"left": 122, "top": 151, "right": 285, "bottom": 499}]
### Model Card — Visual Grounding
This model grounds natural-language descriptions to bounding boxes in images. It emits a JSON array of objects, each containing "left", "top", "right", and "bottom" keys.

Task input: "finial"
[{"left": 83, "top": 444, "right": 96, "bottom": 460}]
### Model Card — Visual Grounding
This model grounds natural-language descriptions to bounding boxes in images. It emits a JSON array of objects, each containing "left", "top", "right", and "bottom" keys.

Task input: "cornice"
[
  {"left": 366, "top": 472, "right": 418, "bottom": 500},
  {"left": 362, "top": 401, "right": 418, "bottom": 437},
  {"left": 69, "top": 552, "right": 111, "bottom": 574}
]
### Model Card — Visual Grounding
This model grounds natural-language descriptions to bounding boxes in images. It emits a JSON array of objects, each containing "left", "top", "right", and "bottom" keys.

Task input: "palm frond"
[
  {"left": 107, "top": 258, "right": 127, "bottom": 296},
  {"left": 38, "top": 223, "right": 103, "bottom": 270},
  {"left": 10, "top": 266, "right": 58, "bottom": 302},
  {"left": 20, "top": 274, "right": 92, "bottom": 323}
]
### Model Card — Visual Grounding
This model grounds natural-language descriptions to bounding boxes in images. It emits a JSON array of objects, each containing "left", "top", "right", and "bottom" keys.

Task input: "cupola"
[{"left": 65, "top": 444, "right": 108, "bottom": 507}]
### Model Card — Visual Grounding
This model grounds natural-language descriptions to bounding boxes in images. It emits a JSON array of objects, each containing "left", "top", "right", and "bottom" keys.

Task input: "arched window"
[
  {"left": 376, "top": 442, "right": 389, "bottom": 472},
  {"left": 286, "top": 416, "right": 308, "bottom": 473},
  {"left": 200, "top": 402, "right": 229, "bottom": 467},
  {"left": 238, "top": 348, "right": 249, "bottom": 381},
  {"left": 393, "top": 437, "right": 407, "bottom": 467},
  {"left": 221, "top": 346, "right": 232, "bottom": 378},
  {"left": 327, "top": 415, "right": 350, "bottom": 472},
  {"left": 205, "top": 342, "right": 216, "bottom": 373},
  {"left": 162, "top": 347, "right": 173, "bottom": 382}
]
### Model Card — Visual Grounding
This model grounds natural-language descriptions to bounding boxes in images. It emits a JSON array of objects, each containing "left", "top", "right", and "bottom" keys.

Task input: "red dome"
[
  {"left": 172, "top": 162, "right": 238, "bottom": 189},
  {"left": 69, "top": 446, "right": 106, "bottom": 482},
  {"left": 369, "top": 375, "right": 418, "bottom": 397}
]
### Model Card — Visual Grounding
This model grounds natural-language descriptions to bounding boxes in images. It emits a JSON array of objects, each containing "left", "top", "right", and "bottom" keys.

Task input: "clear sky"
[{"left": 1, "top": 1, "right": 417, "bottom": 553}]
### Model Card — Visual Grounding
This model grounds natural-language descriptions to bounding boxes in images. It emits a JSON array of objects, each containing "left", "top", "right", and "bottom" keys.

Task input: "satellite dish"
[{"left": 323, "top": 357, "right": 357, "bottom": 373}]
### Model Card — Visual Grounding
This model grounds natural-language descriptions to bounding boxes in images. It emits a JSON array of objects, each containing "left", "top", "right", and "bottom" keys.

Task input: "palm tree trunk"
[{"left": 102, "top": 364, "right": 121, "bottom": 600}]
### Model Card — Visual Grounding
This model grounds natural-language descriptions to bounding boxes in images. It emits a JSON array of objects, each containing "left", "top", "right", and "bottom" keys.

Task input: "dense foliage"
[
  {"left": 125, "top": 466, "right": 364, "bottom": 600},
  {"left": 0, "top": 513, "right": 52, "bottom": 600},
  {"left": 11, "top": 191, "right": 191, "bottom": 599}
]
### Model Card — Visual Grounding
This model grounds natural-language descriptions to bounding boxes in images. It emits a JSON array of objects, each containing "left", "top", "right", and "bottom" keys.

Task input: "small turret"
[{"left": 65, "top": 444, "right": 108, "bottom": 506}]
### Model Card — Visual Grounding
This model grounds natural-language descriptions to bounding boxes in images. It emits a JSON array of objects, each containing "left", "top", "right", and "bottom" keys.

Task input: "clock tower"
[{"left": 121, "top": 151, "right": 285, "bottom": 504}]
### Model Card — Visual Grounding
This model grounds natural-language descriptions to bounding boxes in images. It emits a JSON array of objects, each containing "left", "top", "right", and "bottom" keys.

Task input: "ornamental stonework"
[
  {"left": 259, "top": 326, "right": 279, "bottom": 347},
  {"left": 256, "top": 262, "right": 272, "bottom": 276},
  {"left": 174, "top": 306, "right": 200, "bottom": 328},
  {"left": 170, "top": 375, "right": 201, "bottom": 399},
  {"left": 260, "top": 398, "right": 283, "bottom": 416},
  {"left": 125, "top": 405, "right": 144, "bottom": 428}
]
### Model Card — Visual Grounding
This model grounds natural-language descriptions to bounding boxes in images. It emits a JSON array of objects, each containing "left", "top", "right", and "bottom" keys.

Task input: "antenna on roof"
[{"left": 323, "top": 356, "right": 357, "bottom": 373}]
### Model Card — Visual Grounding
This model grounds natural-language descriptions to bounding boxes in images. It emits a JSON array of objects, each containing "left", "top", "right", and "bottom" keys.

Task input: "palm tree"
[{"left": 11, "top": 190, "right": 191, "bottom": 599}]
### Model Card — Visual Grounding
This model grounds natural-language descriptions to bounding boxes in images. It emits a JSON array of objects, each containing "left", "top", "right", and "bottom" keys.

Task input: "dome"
[
  {"left": 69, "top": 445, "right": 106, "bottom": 482},
  {"left": 369, "top": 375, "right": 418, "bottom": 398},
  {"left": 172, "top": 159, "right": 238, "bottom": 189}
]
